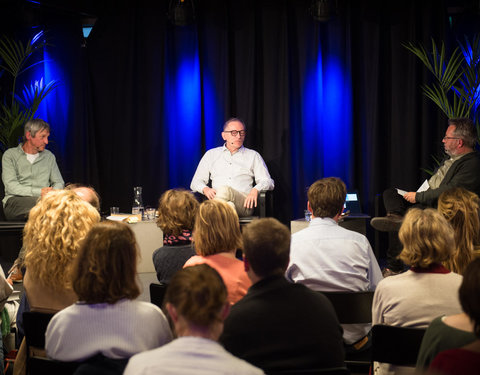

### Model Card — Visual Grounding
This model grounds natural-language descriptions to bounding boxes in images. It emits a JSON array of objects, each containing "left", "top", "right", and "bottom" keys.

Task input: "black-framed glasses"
[
  {"left": 443, "top": 136, "right": 460, "bottom": 140},
  {"left": 224, "top": 130, "right": 246, "bottom": 137}
]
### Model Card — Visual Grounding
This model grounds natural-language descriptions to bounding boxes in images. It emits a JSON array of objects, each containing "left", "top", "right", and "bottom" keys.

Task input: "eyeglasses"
[
  {"left": 224, "top": 130, "right": 246, "bottom": 137},
  {"left": 443, "top": 136, "right": 461, "bottom": 140}
]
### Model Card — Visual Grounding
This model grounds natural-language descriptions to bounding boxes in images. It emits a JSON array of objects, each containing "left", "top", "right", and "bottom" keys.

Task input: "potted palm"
[{"left": 0, "top": 30, "right": 59, "bottom": 154}]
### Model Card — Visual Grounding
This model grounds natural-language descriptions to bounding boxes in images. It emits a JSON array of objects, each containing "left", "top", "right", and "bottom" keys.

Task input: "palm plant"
[
  {"left": 404, "top": 34, "right": 480, "bottom": 138},
  {"left": 0, "top": 31, "right": 59, "bottom": 153}
]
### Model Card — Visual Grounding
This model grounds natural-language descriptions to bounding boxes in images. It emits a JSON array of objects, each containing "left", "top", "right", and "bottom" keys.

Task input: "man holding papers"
[{"left": 371, "top": 118, "right": 480, "bottom": 273}]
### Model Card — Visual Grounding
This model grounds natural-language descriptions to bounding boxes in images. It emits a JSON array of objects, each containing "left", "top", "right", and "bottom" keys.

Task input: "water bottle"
[{"left": 132, "top": 186, "right": 144, "bottom": 219}]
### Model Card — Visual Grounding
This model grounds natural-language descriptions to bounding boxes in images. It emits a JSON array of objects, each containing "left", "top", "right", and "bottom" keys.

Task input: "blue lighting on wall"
[
  {"left": 164, "top": 28, "right": 202, "bottom": 188},
  {"left": 301, "top": 50, "right": 352, "bottom": 185}
]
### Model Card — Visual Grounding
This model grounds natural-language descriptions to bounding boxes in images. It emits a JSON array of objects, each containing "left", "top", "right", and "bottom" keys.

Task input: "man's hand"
[
  {"left": 403, "top": 192, "right": 416, "bottom": 204},
  {"left": 41, "top": 187, "right": 53, "bottom": 197},
  {"left": 203, "top": 187, "right": 217, "bottom": 200},
  {"left": 244, "top": 188, "right": 258, "bottom": 209}
]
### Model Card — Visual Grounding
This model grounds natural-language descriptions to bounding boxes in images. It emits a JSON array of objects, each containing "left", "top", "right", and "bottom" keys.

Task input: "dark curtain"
[{"left": 3, "top": 0, "right": 480, "bottom": 232}]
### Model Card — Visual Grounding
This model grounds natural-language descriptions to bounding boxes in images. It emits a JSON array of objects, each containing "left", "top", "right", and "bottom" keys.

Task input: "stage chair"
[
  {"left": 320, "top": 291, "right": 375, "bottom": 374},
  {"left": 149, "top": 282, "right": 168, "bottom": 309},
  {"left": 371, "top": 324, "right": 426, "bottom": 367}
]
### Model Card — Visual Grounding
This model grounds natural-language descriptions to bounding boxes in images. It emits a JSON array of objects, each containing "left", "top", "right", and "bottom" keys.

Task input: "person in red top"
[
  {"left": 429, "top": 258, "right": 480, "bottom": 375},
  {"left": 184, "top": 199, "right": 251, "bottom": 304}
]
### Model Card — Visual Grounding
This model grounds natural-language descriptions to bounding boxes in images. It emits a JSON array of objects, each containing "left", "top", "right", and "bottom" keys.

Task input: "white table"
[{"left": 129, "top": 221, "right": 163, "bottom": 273}]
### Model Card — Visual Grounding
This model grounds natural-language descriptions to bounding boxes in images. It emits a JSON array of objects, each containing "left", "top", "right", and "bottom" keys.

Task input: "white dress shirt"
[
  {"left": 286, "top": 217, "right": 383, "bottom": 344},
  {"left": 190, "top": 145, "right": 274, "bottom": 195}
]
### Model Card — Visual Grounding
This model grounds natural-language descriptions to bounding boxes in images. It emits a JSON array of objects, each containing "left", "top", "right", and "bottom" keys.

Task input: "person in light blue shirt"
[
  {"left": 2, "top": 118, "right": 64, "bottom": 221},
  {"left": 286, "top": 177, "right": 382, "bottom": 352}
]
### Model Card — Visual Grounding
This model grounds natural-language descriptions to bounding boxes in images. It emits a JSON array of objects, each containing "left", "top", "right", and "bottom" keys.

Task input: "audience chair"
[
  {"left": 28, "top": 357, "right": 80, "bottom": 375},
  {"left": 371, "top": 324, "right": 426, "bottom": 367},
  {"left": 320, "top": 291, "right": 374, "bottom": 325},
  {"left": 320, "top": 291, "right": 375, "bottom": 374},
  {"left": 22, "top": 311, "right": 57, "bottom": 374},
  {"left": 149, "top": 282, "right": 168, "bottom": 309}
]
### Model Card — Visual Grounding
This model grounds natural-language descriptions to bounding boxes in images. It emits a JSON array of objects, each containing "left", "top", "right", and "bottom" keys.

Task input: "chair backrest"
[
  {"left": 29, "top": 357, "right": 80, "bottom": 375},
  {"left": 371, "top": 324, "right": 426, "bottom": 367},
  {"left": 23, "top": 311, "right": 55, "bottom": 349},
  {"left": 149, "top": 283, "right": 168, "bottom": 308},
  {"left": 320, "top": 291, "right": 374, "bottom": 324}
]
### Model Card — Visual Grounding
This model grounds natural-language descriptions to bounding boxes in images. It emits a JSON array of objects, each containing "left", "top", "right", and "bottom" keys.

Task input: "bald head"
[{"left": 72, "top": 187, "right": 100, "bottom": 211}]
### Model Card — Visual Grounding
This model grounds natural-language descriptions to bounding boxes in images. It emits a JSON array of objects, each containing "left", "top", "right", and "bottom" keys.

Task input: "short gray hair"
[
  {"left": 449, "top": 118, "right": 478, "bottom": 149},
  {"left": 223, "top": 117, "right": 245, "bottom": 131},
  {"left": 23, "top": 119, "right": 50, "bottom": 141}
]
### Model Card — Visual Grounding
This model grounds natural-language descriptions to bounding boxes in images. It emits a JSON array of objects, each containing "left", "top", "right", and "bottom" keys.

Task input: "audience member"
[
  {"left": 14, "top": 190, "right": 100, "bottom": 375},
  {"left": 220, "top": 218, "right": 345, "bottom": 373},
  {"left": 437, "top": 187, "right": 480, "bottom": 275},
  {"left": 286, "top": 177, "right": 382, "bottom": 353},
  {"left": 152, "top": 189, "right": 197, "bottom": 283},
  {"left": 46, "top": 221, "right": 172, "bottom": 364},
  {"left": 124, "top": 264, "right": 264, "bottom": 375},
  {"left": 372, "top": 208, "right": 463, "bottom": 375},
  {"left": 427, "top": 258, "right": 480, "bottom": 375},
  {"left": 183, "top": 200, "right": 251, "bottom": 304},
  {"left": 2, "top": 118, "right": 64, "bottom": 221},
  {"left": 190, "top": 117, "right": 274, "bottom": 217},
  {"left": 65, "top": 182, "right": 101, "bottom": 211}
]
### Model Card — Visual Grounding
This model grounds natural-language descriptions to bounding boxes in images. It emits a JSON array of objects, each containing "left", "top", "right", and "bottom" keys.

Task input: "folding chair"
[
  {"left": 320, "top": 291, "right": 375, "bottom": 374},
  {"left": 149, "top": 283, "right": 168, "bottom": 308},
  {"left": 371, "top": 324, "right": 426, "bottom": 367}
]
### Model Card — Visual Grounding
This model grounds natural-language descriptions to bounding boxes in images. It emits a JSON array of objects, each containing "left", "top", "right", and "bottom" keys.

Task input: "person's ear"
[
  {"left": 166, "top": 302, "right": 178, "bottom": 323},
  {"left": 307, "top": 201, "right": 313, "bottom": 214},
  {"left": 221, "top": 131, "right": 227, "bottom": 141},
  {"left": 25, "top": 131, "right": 32, "bottom": 141},
  {"left": 221, "top": 303, "right": 231, "bottom": 321},
  {"left": 243, "top": 255, "right": 250, "bottom": 272}
]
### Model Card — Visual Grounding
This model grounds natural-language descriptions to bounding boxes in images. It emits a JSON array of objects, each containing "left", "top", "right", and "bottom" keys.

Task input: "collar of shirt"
[
  {"left": 222, "top": 143, "right": 245, "bottom": 154},
  {"left": 309, "top": 216, "right": 338, "bottom": 226},
  {"left": 410, "top": 263, "right": 450, "bottom": 274}
]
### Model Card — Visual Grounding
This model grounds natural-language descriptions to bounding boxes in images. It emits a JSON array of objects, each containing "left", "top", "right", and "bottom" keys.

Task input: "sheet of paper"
[
  {"left": 106, "top": 215, "right": 129, "bottom": 221},
  {"left": 417, "top": 179, "right": 429, "bottom": 192},
  {"left": 396, "top": 188, "right": 407, "bottom": 196}
]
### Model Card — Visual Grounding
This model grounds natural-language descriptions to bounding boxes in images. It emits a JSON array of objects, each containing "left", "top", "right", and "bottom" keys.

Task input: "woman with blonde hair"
[
  {"left": 183, "top": 199, "right": 251, "bottom": 304},
  {"left": 23, "top": 189, "right": 100, "bottom": 312},
  {"left": 152, "top": 189, "right": 198, "bottom": 283},
  {"left": 372, "top": 208, "right": 464, "bottom": 375},
  {"left": 46, "top": 221, "right": 172, "bottom": 364},
  {"left": 124, "top": 264, "right": 263, "bottom": 375},
  {"left": 437, "top": 187, "right": 480, "bottom": 275}
]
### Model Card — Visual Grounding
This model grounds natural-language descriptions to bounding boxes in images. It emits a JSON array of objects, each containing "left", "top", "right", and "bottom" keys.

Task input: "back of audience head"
[
  {"left": 156, "top": 189, "right": 199, "bottom": 236},
  {"left": 194, "top": 200, "right": 242, "bottom": 256},
  {"left": 65, "top": 182, "right": 101, "bottom": 211},
  {"left": 165, "top": 264, "right": 228, "bottom": 335},
  {"left": 459, "top": 258, "right": 480, "bottom": 338},
  {"left": 23, "top": 190, "right": 100, "bottom": 289},
  {"left": 307, "top": 177, "right": 346, "bottom": 218},
  {"left": 438, "top": 187, "right": 480, "bottom": 275},
  {"left": 243, "top": 218, "right": 291, "bottom": 279},
  {"left": 72, "top": 221, "right": 140, "bottom": 304},
  {"left": 398, "top": 208, "right": 454, "bottom": 269}
]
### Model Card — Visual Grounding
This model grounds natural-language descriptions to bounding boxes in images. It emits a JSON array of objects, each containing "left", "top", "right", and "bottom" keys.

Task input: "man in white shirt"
[
  {"left": 286, "top": 177, "right": 382, "bottom": 352},
  {"left": 190, "top": 118, "right": 274, "bottom": 217}
]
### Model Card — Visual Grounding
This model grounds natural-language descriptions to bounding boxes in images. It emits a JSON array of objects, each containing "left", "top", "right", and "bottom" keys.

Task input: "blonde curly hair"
[
  {"left": 23, "top": 190, "right": 100, "bottom": 290},
  {"left": 438, "top": 187, "right": 480, "bottom": 275}
]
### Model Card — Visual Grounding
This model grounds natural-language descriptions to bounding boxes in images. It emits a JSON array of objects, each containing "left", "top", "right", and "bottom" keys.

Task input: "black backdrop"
[{"left": 1, "top": 0, "right": 480, "bottom": 233}]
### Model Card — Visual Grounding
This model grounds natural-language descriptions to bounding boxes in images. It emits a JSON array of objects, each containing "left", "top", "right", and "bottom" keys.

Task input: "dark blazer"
[
  {"left": 416, "top": 151, "right": 480, "bottom": 206},
  {"left": 220, "top": 275, "right": 345, "bottom": 373}
]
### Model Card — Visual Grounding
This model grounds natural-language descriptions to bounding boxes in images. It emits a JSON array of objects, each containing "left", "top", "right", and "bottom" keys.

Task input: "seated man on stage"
[
  {"left": 371, "top": 117, "right": 480, "bottom": 274},
  {"left": 2, "top": 118, "right": 64, "bottom": 221},
  {"left": 190, "top": 117, "right": 274, "bottom": 217},
  {"left": 371, "top": 118, "right": 480, "bottom": 232}
]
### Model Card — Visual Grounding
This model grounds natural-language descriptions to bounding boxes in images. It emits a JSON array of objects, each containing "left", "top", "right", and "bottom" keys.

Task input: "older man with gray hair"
[{"left": 2, "top": 118, "right": 64, "bottom": 221}]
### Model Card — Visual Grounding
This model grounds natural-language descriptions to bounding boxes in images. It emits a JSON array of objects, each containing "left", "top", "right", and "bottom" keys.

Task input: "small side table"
[{"left": 290, "top": 213, "right": 371, "bottom": 236}]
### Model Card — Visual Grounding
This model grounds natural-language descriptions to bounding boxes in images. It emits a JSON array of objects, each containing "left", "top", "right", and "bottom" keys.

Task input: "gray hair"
[
  {"left": 23, "top": 119, "right": 50, "bottom": 141},
  {"left": 223, "top": 117, "right": 245, "bottom": 131},
  {"left": 449, "top": 118, "right": 478, "bottom": 149}
]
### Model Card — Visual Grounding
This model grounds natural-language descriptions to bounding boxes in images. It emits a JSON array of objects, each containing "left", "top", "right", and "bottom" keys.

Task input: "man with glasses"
[
  {"left": 191, "top": 117, "right": 274, "bottom": 217},
  {"left": 371, "top": 118, "right": 480, "bottom": 274}
]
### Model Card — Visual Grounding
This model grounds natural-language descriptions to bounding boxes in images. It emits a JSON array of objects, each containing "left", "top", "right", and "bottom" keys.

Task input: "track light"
[{"left": 168, "top": 0, "right": 196, "bottom": 26}]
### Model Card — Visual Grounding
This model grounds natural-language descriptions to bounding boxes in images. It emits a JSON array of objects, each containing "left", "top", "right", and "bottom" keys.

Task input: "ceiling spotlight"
[
  {"left": 310, "top": 0, "right": 335, "bottom": 22},
  {"left": 168, "top": 0, "right": 196, "bottom": 26}
]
